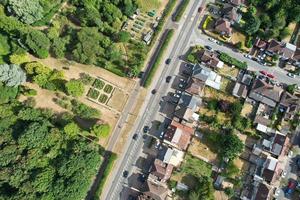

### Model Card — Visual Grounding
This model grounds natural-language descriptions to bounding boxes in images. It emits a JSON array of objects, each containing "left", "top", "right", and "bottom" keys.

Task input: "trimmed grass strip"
[{"left": 173, "top": 0, "right": 190, "bottom": 22}]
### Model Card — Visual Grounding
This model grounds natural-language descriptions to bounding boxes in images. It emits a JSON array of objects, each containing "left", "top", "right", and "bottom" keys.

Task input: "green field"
[{"left": 136, "top": 0, "right": 161, "bottom": 12}]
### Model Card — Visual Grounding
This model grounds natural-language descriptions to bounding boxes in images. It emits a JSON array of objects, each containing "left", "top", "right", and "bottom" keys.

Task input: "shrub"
[
  {"left": 65, "top": 79, "right": 85, "bottom": 97},
  {"left": 103, "top": 84, "right": 113, "bottom": 93},
  {"left": 23, "top": 97, "right": 36, "bottom": 107},
  {"left": 71, "top": 99, "right": 100, "bottom": 119},
  {"left": 91, "top": 124, "right": 111, "bottom": 137},
  {"left": 93, "top": 79, "right": 105, "bottom": 90},
  {"left": 79, "top": 73, "right": 94, "bottom": 85},
  {"left": 219, "top": 52, "right": 247, "bottom": 69},
  {"left": 98, "top": 94, "right": 108, "bottom": 103},
  {"left": 87, "top": 88, "right": 100, "bottom": 100},
  {"left": 9, "top": 53, "right": 30, "bottom": 64},
  {"left": 23, "top": 89, "right": 37, "bottom": 96}
]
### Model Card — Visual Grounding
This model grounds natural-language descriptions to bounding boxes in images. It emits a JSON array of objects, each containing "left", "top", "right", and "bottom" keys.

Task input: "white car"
[
  {"left": 281, "top": 170, "right": 287, "bottom": 178},
  {"left": 288, "top": 151, "right": 293, "bottom": 158},
  {"left": 287, "top": 73, "right": 296, "bottom": 78},
  {"left": 274, "top": 188, "right": 281, "bottom": 197},
  {"left": 208, "top": 37, "right": 217, "bottom": 43},
  {"left": 159, "top": 131, "right": 164, "bottom": 139}
]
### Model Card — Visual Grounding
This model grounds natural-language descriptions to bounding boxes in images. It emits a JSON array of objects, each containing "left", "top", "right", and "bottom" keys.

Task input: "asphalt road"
[
  {"left": 192, "top": 30, "right": 300, "bottom": 85},
  {"left": 102, "top": 0, "right": 203, "bottom": 199}
]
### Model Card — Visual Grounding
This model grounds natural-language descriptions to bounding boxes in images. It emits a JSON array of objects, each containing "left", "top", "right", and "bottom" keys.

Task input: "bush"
[
  {"left": 24, "top": 31, "right": 50, "bottom": 58},
  {"left": 173, "top": 0, "right": 190, "bottom": 22},
  {"left": 65, "top": 79, "right": 85, "bottom": 97},
  {"left": 219, "top": 52, "right": 247, "bottom": 69},
  {"left": 91, "top": 124, "right": 110, "bottom": 137},
  {"left": 71, "top": 99, "right": 100, "bottom": 119},
  {"left": 144, "top": 29, "right": 174, "bottom": 87},
  {"left": 79, "top": 73, "right": 95, "bottom": 85},
  {"left": 98, "top": 94, "right": 108, "bottom": 103},
  {"left": 93, "top": 79, "right": 105, "bottom": 90},
  {"left": 23, "top": 97, "right": 36, "bottom": 107},
  {"left": 87, "top": 88, "right": 100, "bottom": 100},
  {"left": 0, "top": 82, "right": 19, "bottom": 104},
  {"left": 207, "top": 99, "right": 218, "bottom": 110},
  {"left": 103, "top": 84, "right": 113, "bottom": 93},
  {"left": 24, "top": 89, "right": 37, "bottom": 96}
]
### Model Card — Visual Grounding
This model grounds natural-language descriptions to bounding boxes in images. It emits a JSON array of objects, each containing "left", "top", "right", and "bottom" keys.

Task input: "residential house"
[
  {"left": 248, "top": 79, "right": 283, "bottom": 107},
  {"left": 192, "top": 64, "right": 222, "bottom": 90},
  {"left": 253, "top": 183, "right": 271, "bottom": 200},
  {"left": 185, "top": 77, "right": 205, "bottom": 97},
  {"left": 163, "top": 120, "right": 194, "bottom": 151},
  {"left": 261, "top": 132, "right": 289, "bottom": 159},
  {"left": 214, "top": 18, "right": 232, "bottom": 37},
  {"left": 292, "top": 48, "right": 300, "bottom": 65},
  {"left": 266, "top": 39, "right": 284, "bottom": 56},
  {"left": 254, "top": 38, "right": 268, "bottom": 51},
  {"left": 174, "top": 93, "right": 201, "bottom": 128},
  {"left": 197, "top": 49, "right": 224, "bottom": 69},
  {"left": 241, "top": 74, "right": 253, "bottom": 86},
  {"left": 138, "top": 180, "right": 168, "bottom": 200},
  {"left": 222, "top": 4, "right": 241, "bottom": 24},
  {"left": 254, "top": 156, "right": 280, "bottom": 184},
  {"left": 279, "top": 91, "right": 300, "bottom": 120},
  {"left": 282, "top": 43, "right": 297, "bottom": 60},
  {"left": 163, "top": 148, "right": 185, "bottom": 167},
  {"left": 149, "top": 159, "right": 174, "bottom": 183},
  {"left": 232, "top": 82, "right": 248, "bottom": 98}
]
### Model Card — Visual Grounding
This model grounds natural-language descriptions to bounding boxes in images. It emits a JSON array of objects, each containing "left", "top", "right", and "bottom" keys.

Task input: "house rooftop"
[
  {"left": 185, "top": 77, "right": 205, "bottom": 96},
  {"left": 139, "top": 180, "right": 168, "bottom": 200},
  {"left": 254, "top": 183, "right": 270, "bottom": 200},
  {"left": 163, "top": 148, "right": 184, "bottom": 167},
  {"left": 292, "top": 48, "right": 300, "bottom": 61},
  {"left": 193, "top": 64, "right": 222, "bottom": 90},
  {"left": 267, "top": 39, "right": 284, "bottom": 54},
  {"left": 151, "top": 159, "right": 173, "bottom": 182},
  {"left": 254, "top": 38, "right": 268, "bottom": 50},
  {"left": 198, "top": 49, "right": 224, "bottom": 69},
  {"left": 222, "top": 4, "right": 240, "bottom": 23},
  {"left": 232, "top": 82, "right": 248, "bottom": 98},
  {"left": 215, "top": 18, "right": 232, "bottom": 36},
  {"left": 241, "top": 74, "right": 253, "bottom": 86}
]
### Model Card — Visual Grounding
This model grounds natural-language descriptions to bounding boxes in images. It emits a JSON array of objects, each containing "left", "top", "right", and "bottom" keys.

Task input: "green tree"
[
  {"left": 243, "top": 14, "right": 261, "bottom": 35},
  {"left": 9, "top": 53, "right": 30, "bottom": 64},
  {"left": 91, "top": 124, "right": 110, "bottom": 137},
  {"left": 286, "top": 84, "right": 297, "bottom": 94},
  {"left": 114, "top": 31, "right": 131, "bottom": 43},
  {"left": 224, "top": 187, "right": 235, "bottom": 198},
  {"left": 8, "top": 0, "right": 44, "bottom": 24},
  {"left": 219, "top": 132, "right": 244, "bottom": 161},
  {"left": 71, "top": 99, "right": 100, "bottom": 119},
  {"left": 0, "top": 63, "right": 26, "bottom": 86},
  {"left": 65, "top": 79, "right": 85, "bottom": 97},
  {"left": 64, "top": 122, "right": 80, "bottom": 137},
  {"left": 25, "top": 31, "right": 50, "bottom": 58}
]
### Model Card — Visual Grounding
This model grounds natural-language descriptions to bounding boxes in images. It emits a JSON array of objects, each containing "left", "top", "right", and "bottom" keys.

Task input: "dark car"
[
  {"left": 166, "top": 58, "right": 171, "bottom": 64},
  {"left": 123, "top": 170, "right": 129, "bottom": 178},
  {"left": 204, "top": 45, "right": 212, "bottom": 51},
  {"left": 138, "top": 71, "right": 145, "bottom": 78},
  {"left": 133, "top": 133, "right": 138, "bottom": 140},
  {"left": 166, "top": 76, "right": 172, "bottom": 83},
  {"left": 198, "top": 6, "right": 204, "bottom": 13},
  {"left": 151, "top": 89, "right": 157, "bottom": 94},
  {"left": 143, "top": 126, "right": 149, "bottom": 133},
  {"left": 285, "top": 180, "right": 297, "bottom": 196}
]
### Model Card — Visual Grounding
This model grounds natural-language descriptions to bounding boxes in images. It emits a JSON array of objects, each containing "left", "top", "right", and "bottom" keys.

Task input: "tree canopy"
[
  {"left": 0, "top": 63, "right": 26, "bottom": 87},
  {"left": 219, "top": 131, "right": 244, "bottom": 161}
]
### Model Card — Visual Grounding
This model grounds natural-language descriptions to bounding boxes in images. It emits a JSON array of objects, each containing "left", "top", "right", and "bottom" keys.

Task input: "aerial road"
[{"left": 101, "top": 0, "right": 203, "bottom": 199}]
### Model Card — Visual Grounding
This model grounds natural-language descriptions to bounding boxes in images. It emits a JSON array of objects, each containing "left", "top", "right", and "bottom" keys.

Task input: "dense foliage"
[
  {"left": 0, "top": 63, "right": 26, "bottom": 86},
  {"left": 244, "top": 0, "right": 300, "bottom": 39},
  {"left": 65, "top": 79, "right": 85, "bottom": 97},
  {"left": 219, "top": 131, "right": 244, "bottom": 161},
  {"left": 0, "top": 101, "right": 102, "bottom": 200}
]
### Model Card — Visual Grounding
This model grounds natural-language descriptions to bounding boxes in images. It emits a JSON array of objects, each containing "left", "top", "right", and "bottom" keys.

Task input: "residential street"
[
  {"left": 192, "top": 30, "right": 300, "bottom": 85},
  {"left": 101, "top": 0, "right": 203, "bottom": 199}
]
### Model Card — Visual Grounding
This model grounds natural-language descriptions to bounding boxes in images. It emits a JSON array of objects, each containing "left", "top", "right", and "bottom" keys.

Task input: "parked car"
[
  {"left": 173, "top": 93, "right": 181, "bottom": 98},
  {"left": 267, "top": 73, "right": 275, "bottom": 79},
  {"left": 133, "top": 133, "right": 138, "bottom": 140},
  {"left": 138, "top": 71, "right": 145, "bottom": 78},
  {"left": 198, "top": 6, "right": 204, "bottom": 13},
  {"left": 288, "top": 151, "right": 294, "bottom": 158},
  {"left": 138, "top": 174, "right": 147, "bottom": 183},
  {"left": 123, "top": 170, "right": 129, "bottom": 178},
  {"left": 143, "top": 126, "right": 149, "bottom": 133},
  {"left": 259, "top": 70, "right": 268, "bottom": 76},
  {"left": 204, "top": 45, "right": 212, "bottom": 51},
  {"left": 287, "top": 73, "right": 296, "bottom": 78},
  {"left": 274, "top": 188, "right": 281, "bottom": 197},
  {"left": 151, "top": 89, "right": 157, "bottom": 94},
  {"left": 208, "top": 37, "right": 216, "bottom": 42},
  {"left": 175, "top": 90, "right": 183, "bottom": 95},
  {"left": 166, "top": 58, "right": 171, "bottom": 64},
  {"left": 166, "top": 76, "right": 172, "bottom": 83},
  {"left": 159, "top": 131, "right": 164, "bottom": 139},
  {"left": 281, "top": 170, "right": 287, "bottom": 178}
]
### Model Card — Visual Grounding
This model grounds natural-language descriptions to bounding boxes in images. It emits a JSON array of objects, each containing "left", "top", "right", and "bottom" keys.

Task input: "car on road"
[
  {"left": 287, "top": 73, "right": 296, "bottom": 78},
  {"left": 166, "top": 76, "right": 172, "bottom": 83},
  {"left": 259, "top": 70, "right": 268, "bottom": 76},
  {"left": 175, "top": 90, "right": 183, "bottom": 95},
  {"left": 159, "top": 131, "right": 164, "bottom": 139},
  {"left": 204, "top": 45, "right": 212, "bottom": 51},
  {"left": 166, "top": 58, "right": 171, "bottom": 64},
  {"left": 123, "top": 170, "right": 129, "bottom": 178},
  {"left": 244, "top": 54, "right": 252, "bottom": 59},
  {"left": 208, "top": 37, "right": 216, "bottom": 42},
  {"left": 138, "top": 71, "right": 145, "bottom": 78},
  {"left": 214, "top": 50, "right": 221, "bottom": 55},
  {"left": 151, "top": 89, "right": 157, "bottom": 94},
  {"left": 198, "top": 6, "right": 204, "bottom": 13},
  {"left": 143, "top": 126, "right": 149, "bottom": 133},
  {"left": 133, "top": 133, "right": 138, "bottom": 140}
]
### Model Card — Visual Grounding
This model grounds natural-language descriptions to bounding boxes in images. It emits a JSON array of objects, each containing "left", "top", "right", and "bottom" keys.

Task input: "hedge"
[
  {"left": 174, "top": 0, "right": 190, "bottom": 22},
  {"left": 93, "top": 153, "right": 117, "bottom": 200},
  {"left": 144, "top": 29, "right": 174, "bottom": 87},
  {"left": 219, "top": 52, "right": 247, "bottom": 70}
]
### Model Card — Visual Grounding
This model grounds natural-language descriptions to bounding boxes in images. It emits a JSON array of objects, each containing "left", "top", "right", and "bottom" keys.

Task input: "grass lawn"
[
  {"left": 241, "top": 102, "right": 254, "bottom": 118},
  {"left": 136, "top": 0, "right": 161, "bottom": 12},
  {"left": 220, "top": 78, "right": 235, "bottom": 94},
  {"left": 217, "top": 64, "right": 239, "bottom": 78},
  {"left": 203, "top": 87, "right": 237, "bottom": 103}
]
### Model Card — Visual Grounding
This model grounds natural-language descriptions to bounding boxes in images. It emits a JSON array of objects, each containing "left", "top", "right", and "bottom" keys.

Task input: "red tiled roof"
[{"left": 215, "top": 18, "right": 232, "bottom": 36}]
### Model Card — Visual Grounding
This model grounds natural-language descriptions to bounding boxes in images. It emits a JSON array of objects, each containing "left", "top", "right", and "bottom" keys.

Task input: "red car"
[
  {"left": 259, "top": 70, "right": 267, "bottom": 75},
  {"left": 267, "top": 73, "right": 275, "bottom": 79}
]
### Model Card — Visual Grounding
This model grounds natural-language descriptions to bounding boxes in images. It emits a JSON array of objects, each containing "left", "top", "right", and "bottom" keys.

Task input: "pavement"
[{"left": 101, "top": 0, "right": 204, "bottom": 199}]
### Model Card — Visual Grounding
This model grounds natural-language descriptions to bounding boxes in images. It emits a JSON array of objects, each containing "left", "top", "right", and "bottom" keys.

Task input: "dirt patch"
[
  {"left": 203, "top": 87, "right": 237, "bottom": 103},
  {"left": 241, "top": 102, "right": 254, "bottom": 118},
  {"left": 28, "top": 55, "right": 135, "bottom": 93},
  {"left": 19, "top": 83, "right": 67, "bottom": 113},
  {"left": 218, "top": 65, "right": 239, "bottom": 78},
  {"left": 107, "top": 88, "right": 129, "bottom": 112},
  {"left": 113, "top": 88, "right": 147, "bottom": 154},
  {"left": 214, "top": 190, "right": 228, "bottom": 200}
]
